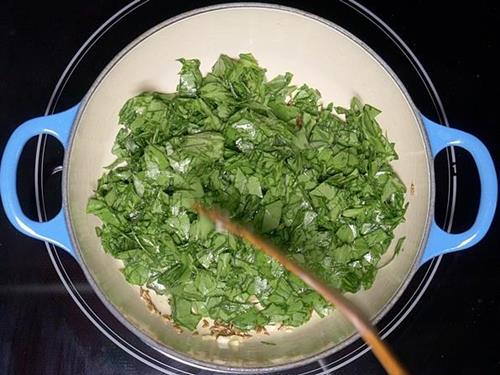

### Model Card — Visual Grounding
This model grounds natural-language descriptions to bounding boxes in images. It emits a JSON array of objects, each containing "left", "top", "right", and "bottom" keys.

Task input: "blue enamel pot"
[{"left": 0, "top": 3, "right": 496, "bottom": 373}]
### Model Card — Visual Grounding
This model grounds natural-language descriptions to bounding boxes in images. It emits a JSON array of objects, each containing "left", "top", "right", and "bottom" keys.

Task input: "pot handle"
[
  {"left": 420, "top": 116, "right": 497, "bottom": 264},
  {"left": 0, "top": 105, "right": 79, "bottom": 256}
]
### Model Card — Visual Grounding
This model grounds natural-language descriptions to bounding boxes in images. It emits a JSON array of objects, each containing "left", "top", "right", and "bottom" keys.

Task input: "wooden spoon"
[{"left": 193, "top": 203, "right": 409, "bottom": 375}]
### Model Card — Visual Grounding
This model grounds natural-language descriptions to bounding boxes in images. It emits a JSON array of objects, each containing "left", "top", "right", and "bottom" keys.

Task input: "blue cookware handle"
[
  {"left": 0, "top": 105, "right": 79, "bottom": 256},
  {"left": 420, "top": 116, "right": 497, "bottom": 264}
]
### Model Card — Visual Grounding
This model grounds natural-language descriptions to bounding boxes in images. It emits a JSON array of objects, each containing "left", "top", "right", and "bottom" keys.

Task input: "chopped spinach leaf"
[{"left": 87, "top": 54, "right": 407, "bottom": 331}]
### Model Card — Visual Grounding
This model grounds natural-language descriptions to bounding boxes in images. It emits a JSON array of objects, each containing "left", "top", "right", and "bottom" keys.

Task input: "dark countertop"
[{"left": 0, "top": 1, "right": 498, "bottom": 374}]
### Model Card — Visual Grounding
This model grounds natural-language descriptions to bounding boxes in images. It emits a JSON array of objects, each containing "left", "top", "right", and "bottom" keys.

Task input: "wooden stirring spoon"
[{"left": 193, "top": 204, "right": 409, "bottom": 375}]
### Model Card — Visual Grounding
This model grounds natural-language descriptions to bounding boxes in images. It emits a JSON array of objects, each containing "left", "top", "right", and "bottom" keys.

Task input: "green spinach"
[{"left": 87, "top": 54, "right": 407, "bottom": 331}]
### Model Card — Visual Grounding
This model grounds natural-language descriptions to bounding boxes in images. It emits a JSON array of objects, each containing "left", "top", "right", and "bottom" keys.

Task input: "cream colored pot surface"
[{"left": 64, "top": 4, "right": 432, "bottom": 372}]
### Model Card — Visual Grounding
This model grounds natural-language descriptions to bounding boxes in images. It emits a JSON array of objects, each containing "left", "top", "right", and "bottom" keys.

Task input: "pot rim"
[{"left": 62, "top": 2, "right": 435, "bottom": 373}]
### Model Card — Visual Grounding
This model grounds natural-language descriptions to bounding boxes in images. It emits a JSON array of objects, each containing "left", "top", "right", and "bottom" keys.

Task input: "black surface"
[{"left": 0, "top": 1, "right": 498, "bottom": 374}]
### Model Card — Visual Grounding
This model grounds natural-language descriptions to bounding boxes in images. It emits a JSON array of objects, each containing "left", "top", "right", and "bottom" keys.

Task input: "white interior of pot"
[{"left": 66, "top": 6, "right": 431, "bottom": 370}]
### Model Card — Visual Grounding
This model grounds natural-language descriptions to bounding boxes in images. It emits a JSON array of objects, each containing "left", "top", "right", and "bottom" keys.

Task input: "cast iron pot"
[{"left": 1, "top": 3, "right": 497, "bottom": 373}]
